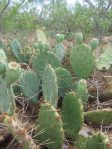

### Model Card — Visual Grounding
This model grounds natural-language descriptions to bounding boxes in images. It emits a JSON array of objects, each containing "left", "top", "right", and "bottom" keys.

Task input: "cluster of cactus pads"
[{"left": 0, "top": 32, "right": 112, "bottom": 149}]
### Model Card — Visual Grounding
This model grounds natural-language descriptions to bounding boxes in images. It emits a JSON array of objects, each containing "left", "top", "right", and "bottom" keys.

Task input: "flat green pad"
[
  {"left": 62, "top": 92, "right": 84, "bottom": 139},
  {"left": 38, "top": 102, "right": 64, "bottom": 149},
  {"left": 85, "top": 132, "right": 109, "bottom": 149},
  {"left": 32, "top": 51, "right": 61, "bottom": 76},
  {"left": 42, "top": 64, "right": 58, "bottom": 107},
  {"left": 19, "top": 71, "right": 39, "bottom": 103},
  {"left": 55, "top": 67, "right": 72, "bottom": 97},
  {"left": 70, "top": 44, "right": 94, "bottom": 79},
  {"left": 84, "top": 109, "right": 112, "bottom": 125}
]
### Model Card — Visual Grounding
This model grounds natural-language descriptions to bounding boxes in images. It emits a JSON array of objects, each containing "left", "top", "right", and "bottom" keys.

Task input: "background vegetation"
[{"left": 0, "top": 0, "right": 112, "bottom": 39}]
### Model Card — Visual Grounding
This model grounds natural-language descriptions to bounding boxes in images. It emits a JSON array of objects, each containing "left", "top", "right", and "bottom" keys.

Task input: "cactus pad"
[
  {"left": 77, "top": 79, "right": 88, "bottom": 106},
  {"left": 96, "top": 49, "right": 112, "bottom": 71},
  {"left": 55, "top": 43, "right": 65, "bottom": 62},
  {"left": 85, "top": 132, "right": 110, "bottom": 149},
  {"left": 55, "top": 67, "right": 72, "bottom": 97},
  {"left": 38, "top": 102, "right": 64, "bottom": 149},
  {"left": 70, "top": 43, "right": 94, "bottom": 79},
  {"left": 32, "top": 51, "right": 61, "bottom": 76},
  {"left": 10, "top": 39, "right": 21, "bottom": 61},
  {"left": 75, "top": 32, "right": 83, "bottom": 44},
  {"left": 61, "top": 92, "right": 84, "bottom": 139},
  {"left": 90, "top": 38, "right": 99, "bottom": 50},
  {"left": 19, "top": 71, "right": 39, "bottom": 103},
  {"left": 42, "top": 64, "right": 58, "bottom": 107},
  {"left": 6, "top": 62, "right": 21, "bottom": 85},
  {"left": 1, "top": 115, "right": 37, "bottom": 149},
  {"left": 0, "top": 49, "right": 7, "bottom": 74},
  {"left": 84, "top": 109, "right": 112, "bottom": 125}
]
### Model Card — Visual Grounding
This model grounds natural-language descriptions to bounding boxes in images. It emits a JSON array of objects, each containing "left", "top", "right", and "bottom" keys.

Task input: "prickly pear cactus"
[
  {"left": 55, "top": 43, "right": 65, "bottom": 62},
  {"left": 55, "top": 67, "right": 72, "bottom": 97},
  {"left": 42, "top": 64, "right": 58, "bottom": 107},
  {"left": 90, "top": 38, "right": 99, "bottom": 50},
  {"left": 19, "top": 71, "right": 40, "bottom": 103},
  {"left": 77, "top": 79, "right": 88, "bottom": 106},
  {"left": 37, "top": 29, "right": 48, "bottom": 44},
  {"left": 6, "top": 62, "right": 21, "bottom": 85},
  {"left": 61, "top": 92, "right": 84, "bottom": 140},
  {"left": 38, "top": 102, "right": 64, "bottom": 149},
  {"left": 0, "top": 48, "right": 7, "bottom": 74},
  {"left": 0, "top": 49, "right": 21, "bottom": 115},
  {"left": 37, "top": 41, "right": 50, "bottom": 52},
  {"left": 85, "top": 132, "right": 110, "bottom": 149},
  {"left": 1, "top": 115, "right": 38, "bottom": 149},
  {"left": 70, "top": 43, "right": 94, "bottom": 79},
  {"left": 75, "top": 32, "right": 83, "bottom": 44},
  {"left": 84, "top": 109, "right": 112, "bottom": 125},
  {"left": 96, "top": 49, "right": 112, "bottom": 71},
  {"left": 32, "top": 51, "right": 61, "bottom": 76},
  {"left": 10, "top": 39, "right": 21, "bottom": 61}
]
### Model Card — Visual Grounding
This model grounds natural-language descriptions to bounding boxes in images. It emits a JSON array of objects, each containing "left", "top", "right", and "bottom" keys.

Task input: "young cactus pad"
[
  {"left": 75, "top": 32, "right": 83, "bottom": 44},
  {"left": 70, "top": 43, "right": 94, "bottom": 79},
  {"left": 32, "top": 51, "right": 61, "bottom": 76},
  {"left": 61, "top": 92, "right": 84, "bottom": 140},
  {"left": 55, "top": 67, "right": 72, "bottom": 97},
  {"left": 6, "top": 62, "right": 21, "bottom": 85},
  {"left": 38, "top": 102, "right": 64, "bottom": 149},
  {"left": 19, "top": 71, "right": 40, "bottom": 103},
  {"left": 84, "top": 109, "right": 112, "bottom": 125},
  {"left": 42, "top": 64, "right": 58, "bottom": 107},
  {"left": 85, "top": 132, "right": 110, "bottom": 149},
  {"left": 77, "top": 79, "right": 88, "bottom": 106},
  {"left": 90, "top": 38, "right": 99, "bottom": 50}
]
